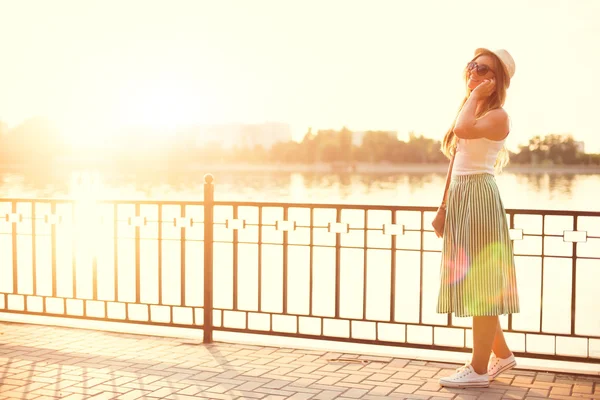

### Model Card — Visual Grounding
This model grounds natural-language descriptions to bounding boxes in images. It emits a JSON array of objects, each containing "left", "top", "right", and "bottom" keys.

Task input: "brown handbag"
[{"left": 432, "top": 153, "right": 456, "bottom": 238}]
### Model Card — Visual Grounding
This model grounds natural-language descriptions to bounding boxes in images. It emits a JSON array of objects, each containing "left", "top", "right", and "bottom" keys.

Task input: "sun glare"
[
  {"left": 112, "top": 76, "right": 203, "bottom": 132},
  {"left": 55, "top": 66, "right": 212, "bottom": 149}
]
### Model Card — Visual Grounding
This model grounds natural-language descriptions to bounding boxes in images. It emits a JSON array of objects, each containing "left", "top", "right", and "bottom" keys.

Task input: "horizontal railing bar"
[
  {"left": 5, "top": 234, "right": 598, "bottom": 260},
  {"left": 0, "top": 198, "right": 206, "bottom": 206},
  {"left": 200, "top": 241, "right": 600, "bottom": 259},
  {"left": 5, "top": 224, "right": 598, "bottom": 242},
  {"left": 0, "top": 308, "right": 203, "bottom": 329},
  {"left": 212, "top": 326, "right": 600, "bottom": 364},
  {"left": 210, "top": 308, "right": 600, "bottom": 339},
  {"left": 214, "top": 202, "right": 438, "bottom": 211},
  {"left": 5, "top": 225, "right": 597, "bottom": 243},
  {"left": 0, "top": 294, "right": 202, "bottom": 307},
  {"left": 2, "top": 198, "right": 599, "bottom": 217},
  {"left": 3, "top": 297, "right": 597, "bottom": 340}
]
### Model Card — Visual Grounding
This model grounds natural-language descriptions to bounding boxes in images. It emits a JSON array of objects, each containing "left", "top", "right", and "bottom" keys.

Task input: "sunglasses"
[{"left": 467, "top": 61, "right": 494, "bottom": 76}]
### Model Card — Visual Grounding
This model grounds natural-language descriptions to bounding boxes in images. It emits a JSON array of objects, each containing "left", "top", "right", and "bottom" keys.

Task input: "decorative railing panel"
[{"left": 0, "top": 175, "right": 598, "bottom": 363}]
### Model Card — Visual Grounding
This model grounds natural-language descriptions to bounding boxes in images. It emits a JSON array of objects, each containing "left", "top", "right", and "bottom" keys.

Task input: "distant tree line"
[
  {"left": 509, "top": 134, "right": 600, "bottom": 165},
  {"left": 0, "top": 118, "right": 599, "bottom": 168},
  {"left": 266, "top": 129, "right": 600, "bottom": 166}
]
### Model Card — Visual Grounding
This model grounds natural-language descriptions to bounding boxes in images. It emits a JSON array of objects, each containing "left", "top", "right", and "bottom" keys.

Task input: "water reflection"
[
  {"left": 515, "top": 174, "right": 576, "bottom": 197},
  {"left": 0, "top": 168, "right": 598, "bottom": 210}
]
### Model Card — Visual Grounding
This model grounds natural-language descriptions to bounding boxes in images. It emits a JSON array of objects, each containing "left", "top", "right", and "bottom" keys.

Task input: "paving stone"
[{"left": 0, "top": 321, "right": 597, "bottom": 400}]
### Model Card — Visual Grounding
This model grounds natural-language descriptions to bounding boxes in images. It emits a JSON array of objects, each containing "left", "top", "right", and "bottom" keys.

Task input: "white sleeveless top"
[{"left": 452, "top": 138, "right": 504, "bottom": 176}]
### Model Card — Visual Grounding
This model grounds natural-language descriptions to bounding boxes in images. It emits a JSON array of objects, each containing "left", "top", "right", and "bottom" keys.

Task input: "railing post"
[{"left": 203, "top": 173, "right": 215, "bottom": 343}]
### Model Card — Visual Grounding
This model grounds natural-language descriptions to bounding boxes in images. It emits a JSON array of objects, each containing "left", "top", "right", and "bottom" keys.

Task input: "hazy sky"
[{"left": 1, "top": 0, "right": 599, "bottom": 151}]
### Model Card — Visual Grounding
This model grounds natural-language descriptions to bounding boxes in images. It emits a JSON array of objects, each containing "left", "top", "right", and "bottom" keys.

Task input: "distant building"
[
  {"left": 351, "top": 131, "right": 366, "bottom": 146},
  {"left": 241, "top": 122, "right": 292, "bottom": 149},
  {"left": 192, "top": 122, "right": 292, "bottom": 149},
  {"left": 0, "top": 121, "right": 7, "bottom": 136}
]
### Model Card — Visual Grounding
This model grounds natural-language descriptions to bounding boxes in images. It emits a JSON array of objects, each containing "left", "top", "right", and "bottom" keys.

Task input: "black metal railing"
[{"left": 0, "top": 174, "right": 598, "bottom": 364}]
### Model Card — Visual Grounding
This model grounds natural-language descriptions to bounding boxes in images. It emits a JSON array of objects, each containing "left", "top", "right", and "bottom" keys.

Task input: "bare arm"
[{"left": 453, "top": 80, "right": 510, "bottom": 141}]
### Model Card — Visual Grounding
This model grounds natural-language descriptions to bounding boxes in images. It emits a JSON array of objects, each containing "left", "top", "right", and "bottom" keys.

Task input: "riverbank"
[
  {"left": 2, "top": 162, "right": 600, "bottom": 175},
  {"left": 184, "top": 162, "right": 600, "bottom": 175}
]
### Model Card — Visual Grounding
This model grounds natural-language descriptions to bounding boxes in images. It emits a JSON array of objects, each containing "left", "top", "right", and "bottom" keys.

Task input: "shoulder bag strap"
[{"left": 440, "top": 152, "right": 456, "bottom": 208}]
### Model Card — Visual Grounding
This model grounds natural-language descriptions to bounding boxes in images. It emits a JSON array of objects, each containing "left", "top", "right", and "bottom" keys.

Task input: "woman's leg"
[
  {"left": 491, "top": 319, "right": 513, "bottom": 359},
  {"left": 471, "top": 316, "right": 497, "bottom": 374}
]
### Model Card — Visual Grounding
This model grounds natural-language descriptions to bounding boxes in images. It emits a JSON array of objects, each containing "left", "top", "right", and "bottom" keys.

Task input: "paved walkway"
[{"left": 0, "top": 322, "right": 598, "bottom": 400}]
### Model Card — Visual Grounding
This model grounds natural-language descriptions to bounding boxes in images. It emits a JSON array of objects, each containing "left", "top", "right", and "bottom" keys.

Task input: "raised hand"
[{"left": 470, "top": 78, "right": 496, "bottom": 99}]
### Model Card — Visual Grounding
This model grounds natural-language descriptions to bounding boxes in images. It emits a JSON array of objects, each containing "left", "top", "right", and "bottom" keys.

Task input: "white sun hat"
[{"left": 475, "top": 48, "right": 516, "bottom": 85}]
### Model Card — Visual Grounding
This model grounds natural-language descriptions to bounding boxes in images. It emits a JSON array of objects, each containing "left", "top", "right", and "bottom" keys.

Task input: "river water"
[{"left": 2, "top": 169, "right": 600, "bottom": 211}]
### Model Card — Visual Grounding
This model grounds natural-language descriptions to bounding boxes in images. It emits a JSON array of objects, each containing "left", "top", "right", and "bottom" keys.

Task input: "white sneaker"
[
  {"left": 488, "top": 353, "right": 516, "bottom": 379},
  {"left": 439, "top": 364, "right": 490, "bottom": 388}
]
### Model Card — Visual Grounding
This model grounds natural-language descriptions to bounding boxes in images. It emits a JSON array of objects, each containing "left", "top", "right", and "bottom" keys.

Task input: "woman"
[{"left": 437, "top": 48, "right": 520, "bottom": 388}]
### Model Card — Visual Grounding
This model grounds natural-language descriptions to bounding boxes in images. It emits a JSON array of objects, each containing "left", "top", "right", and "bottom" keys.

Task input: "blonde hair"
[{"left": 441, "top": 49, "right": 510, "bottom": 172}]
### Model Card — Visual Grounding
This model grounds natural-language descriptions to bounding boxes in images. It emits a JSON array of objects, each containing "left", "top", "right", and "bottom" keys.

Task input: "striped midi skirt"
[{"left": 436, "top": 173, "right": 520, "bottom": 317}]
